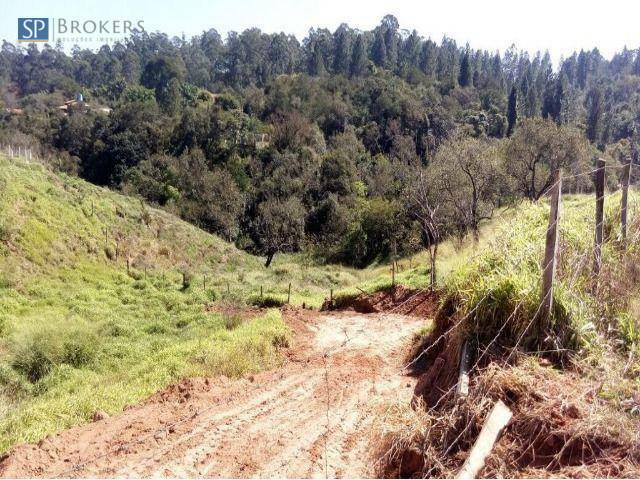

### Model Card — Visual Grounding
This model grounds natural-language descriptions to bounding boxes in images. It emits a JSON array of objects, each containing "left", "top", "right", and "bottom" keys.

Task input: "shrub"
[
  {"left": 10, "top": 327, "right": 97, "bottom": 382},
  {"left": 62, "top": 334, "right": 96, "bottom": 368},
  {"left": 223, "top": 314, "right": 243, "bottom": 330},
  {"left": 100, "top": 320, "right": 130, "bottom": 337},
  {"left": 11, "top": 331, "right": 60, "bottom": 382},
  {"left": 248, "top": 293, "right": 285, "bottom": 308},
  {"left": 180, "top": 270, "right": 193, "bottom": 290},
  {"left": 0, "top": 364, "right": 32, "bottom": 400},
  {"left": 144, "top": 322, "right": 168, "bottom": 334},
  {"left": 104, "top": 246, "right": 115, "bottom": 260},
  {"left": 0, "top": 218, "right": 10, "bottom": 243}
]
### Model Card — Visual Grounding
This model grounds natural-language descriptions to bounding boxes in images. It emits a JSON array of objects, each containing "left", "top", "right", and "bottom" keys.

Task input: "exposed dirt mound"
[
  {"left": 323, "top": 285, "right": 439, "bottom": 318},
  {"left": 375, "top": 361, "right": 640, "bottom": 478},
  {"left": 378, "top": 291, "right": 640, "bottom": 478}
]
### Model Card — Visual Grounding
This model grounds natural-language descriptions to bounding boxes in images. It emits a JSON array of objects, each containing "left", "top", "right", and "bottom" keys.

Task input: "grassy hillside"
[
  {"left": 376, "top": 191, "right": 640, "bottom": 478},
  {"left": 0, "top": 155, "right": 392, "bottom": 451},
  {"left": 2, "top": 154, "right": 637, "bottom": 458}
]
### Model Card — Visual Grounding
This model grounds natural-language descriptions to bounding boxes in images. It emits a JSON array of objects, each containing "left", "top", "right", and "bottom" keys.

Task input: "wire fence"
[
  {"left": 1, "top": 144, "right": 36, "bottom": 162},
  {"left": 3, "top": 149, "right": 638, "bottom": 476}
]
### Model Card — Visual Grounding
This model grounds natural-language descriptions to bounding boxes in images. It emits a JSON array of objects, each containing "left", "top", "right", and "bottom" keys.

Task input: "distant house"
[{"left": 57, "top": 94, "right": 111, "bottom": 116}]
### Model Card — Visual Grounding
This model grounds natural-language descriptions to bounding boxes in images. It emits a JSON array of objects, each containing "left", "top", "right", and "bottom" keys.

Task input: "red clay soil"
[
  {"left": 0, "top": 308, "right": 427, "bottom": 478},
  {"left": 325, "top": 285, "right": 440, "bottom": 318}
]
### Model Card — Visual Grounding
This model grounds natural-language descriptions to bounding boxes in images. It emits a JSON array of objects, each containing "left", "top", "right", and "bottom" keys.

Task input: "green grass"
[
  {"left": 1, "top": 154, "right": 637, "bottom": 452},
  {"left": 0, "top": 156, "right": 389, "bottom": 451},
  {"left": 439, "top": 192, "right": 640, "bottom": 355}
]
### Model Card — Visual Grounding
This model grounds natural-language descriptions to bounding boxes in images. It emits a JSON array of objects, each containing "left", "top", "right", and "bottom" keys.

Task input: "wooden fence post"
[
  {"left": 455, "top": 400, "right": 513, "bottom": 480},
  {"left": 260, "top": 285, "right": 263, "bottom": 298},
  {"left": 456, "top": 341, "right": 471, "bottom": 398},
  {"left": 540, "top": 169, "right": 562, "bottom": 326},
  {"left": 593, "top": 158, "right": 606, "bottom": 275},
  {"left": 621, "top": 159, "right": 632, "bottom": 249},
  {"left": 330, "top": 288, "right": 333, "bottom": 305},
  {"left": 287, "top": 282, "right": 291, "bottom": 304},
  {"left": 391, "top": 261, "right": 396, "bottom": 286}
]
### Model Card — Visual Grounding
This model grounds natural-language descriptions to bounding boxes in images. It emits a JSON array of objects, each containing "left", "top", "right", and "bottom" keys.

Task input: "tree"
[
  {"left": 458, "top": 51, "right": 471, "bottom": 87},
  {"left": 428, "top": 136, "right": 505, "bottom": 240},
  {"left": 140, "top": 55, "right": 186, "bottom": 110},
  {"left": 407, "top": 168, "right": 441, "bottom": 289},
  {"left": 507, "top": 85, "right": 518, "bottom": 136},
  {"left": 372, "top": 29, "right": 387, "bottom": 67},
  {"left": 505, "top": 118, "right": 591, "bottom": 200},
  {"left": 333, "top": 24, "right": 353, "bottom": 74},
  {"left": 586, "top": 85, "right": 604, "bottom": 148},
  {"left": 252, "top": 197, "right": 306, "bottom": 267},
  {"left": 350, "top": 35, "right": 368, "bottom": 77}
]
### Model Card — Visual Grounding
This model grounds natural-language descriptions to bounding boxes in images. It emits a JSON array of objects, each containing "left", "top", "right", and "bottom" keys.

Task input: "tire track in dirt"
[{"left": 0, "top": 310, "right": 425, "bottom": 478}]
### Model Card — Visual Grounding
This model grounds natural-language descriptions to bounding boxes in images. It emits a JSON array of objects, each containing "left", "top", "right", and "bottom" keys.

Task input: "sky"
[{"left": 2, "top": 0, "right": 639, "bottom": 64}]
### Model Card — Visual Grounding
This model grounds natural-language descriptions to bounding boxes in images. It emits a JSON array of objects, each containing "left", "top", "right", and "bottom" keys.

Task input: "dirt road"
[{"left": 0, "top": 310, "right": 424, "bottom": 478}]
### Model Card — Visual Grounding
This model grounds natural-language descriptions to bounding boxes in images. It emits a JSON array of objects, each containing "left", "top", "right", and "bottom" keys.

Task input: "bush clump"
[
  {"left": 248, "top": 293, "right": 285, "bottom": 308},
  {"left": 10, "top": 326, "right": 97, "bottom": 382}
]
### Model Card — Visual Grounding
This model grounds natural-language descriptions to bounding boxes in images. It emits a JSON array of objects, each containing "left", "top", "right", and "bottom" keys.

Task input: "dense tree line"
[{"left": 0, "top": 16, "right": 638, "bottom": 267}]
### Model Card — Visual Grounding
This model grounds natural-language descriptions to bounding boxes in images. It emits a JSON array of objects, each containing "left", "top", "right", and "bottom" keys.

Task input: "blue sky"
[{"left": 2, "top": 0, "right": 639, "bottom": 63}]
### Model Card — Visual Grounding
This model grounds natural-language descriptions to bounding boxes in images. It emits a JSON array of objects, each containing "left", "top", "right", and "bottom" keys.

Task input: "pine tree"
[
  {"left": 372, "top": 29, "right": 387, "bottom": 67},
  {"left": 507, "top": 86, "right": 518, "bottom": 136},
  {"left": 333, "top": 24, "right": 352, "bottom": 74},
  {"left": 458, "top": 51, "right": 471, "bottom": 87},
  {"left": 553, "top": 76, "right": 565, "bottom": 123},
  {"left": 350, "top": 35, "right": 368, "bottom": 77},
  {"left": 633, "top": 49, "right": 640, "bottom": 76},
  {"left": 586, "top": 86, "right": 603, "bottom": 148},
  {"left": 309, "top": 43, "right": 326, "bottom": 76}
]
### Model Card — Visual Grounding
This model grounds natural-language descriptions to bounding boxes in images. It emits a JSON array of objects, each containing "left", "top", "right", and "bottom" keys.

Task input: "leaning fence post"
[
  {"left": 391, "top": 261, "right": 396, "bottom": 286},
  {"left": 621, "top": 159, "right": 632, "bottom": 249},
  {"left": 540, "top": 169, "right": 562, "bottom": 327},
  {"left": 593, "top": 158, "right": 606, "bottom": 275},
  {"left": 287, "top": 282, "right": 291, "bottom": 304},
  {"left": 456, "top": 341, "right": 471, "bottom": 398},
  {"left": 455, "top": 400, "right": 513, "bottom": 480}
]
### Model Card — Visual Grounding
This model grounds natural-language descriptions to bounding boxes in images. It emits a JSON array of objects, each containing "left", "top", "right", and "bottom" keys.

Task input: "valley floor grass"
[
  {"left": 0, "top": 261, "right": 290, "bottom": 451},
  {"left": 0, "top": 156, "right": 391, "bottom": 451}
]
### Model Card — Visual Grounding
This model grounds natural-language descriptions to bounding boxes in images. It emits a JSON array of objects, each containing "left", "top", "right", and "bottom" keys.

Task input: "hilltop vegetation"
[{"left": 1, "top": 16, "right": 639, "bottom": 268}]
